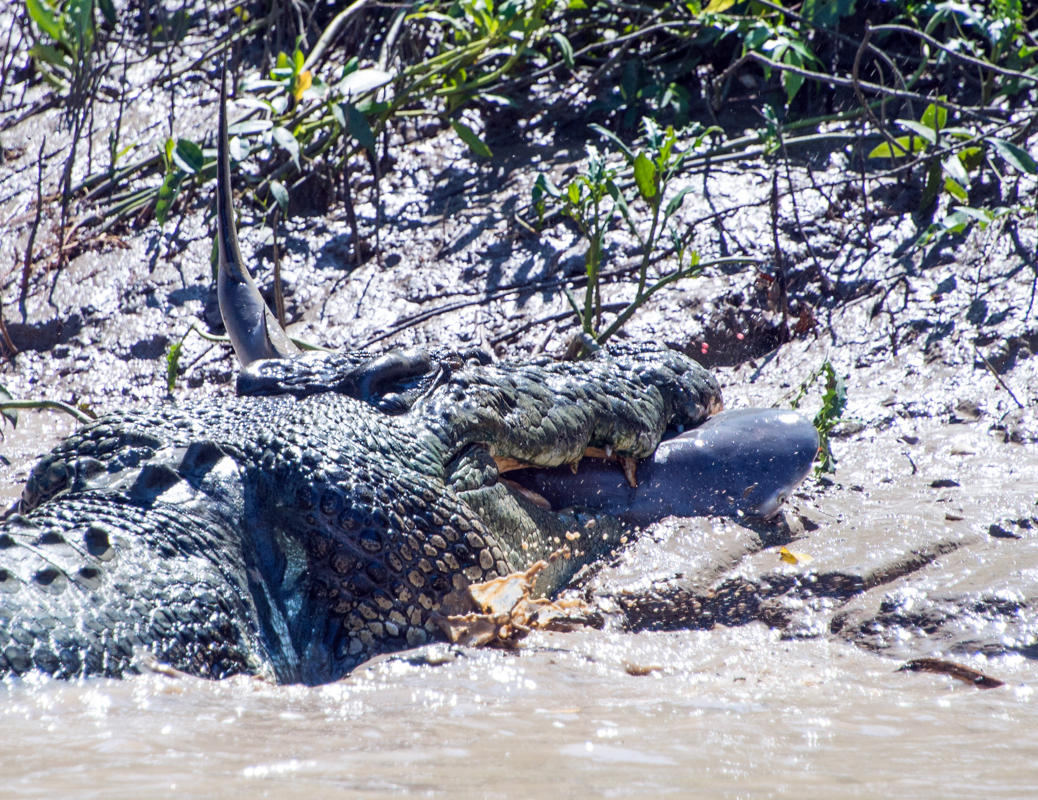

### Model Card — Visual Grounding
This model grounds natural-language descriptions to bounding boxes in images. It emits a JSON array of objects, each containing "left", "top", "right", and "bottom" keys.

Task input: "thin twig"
[
  {"left": 974, "top": 346, "right": 1025, "bottom": 409},
  {"left": 744, "top": 51, "right": 1011, "bottom": 122},
  {"left": 271, "top": 207, "right": 287, "bottom": 328},
  {"left": 19, "top": 138, "right": 46, "bottom": 322},
  {"left": 0, "top": 400, "right": 95, "bottom": 424},
  {"left": 303, "top": 0, "right": 375, "bottom": 72},
  {"left": 871, "top": 23, "right": 1038, "bottom": 85}
]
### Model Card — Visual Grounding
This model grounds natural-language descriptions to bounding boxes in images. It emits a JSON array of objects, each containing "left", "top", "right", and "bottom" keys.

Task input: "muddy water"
[
  {"left": 0, "top": 410, "right": 75, "bottom": 507},
  {"left": 1, "top": 628, "right": 1033, "bottom": 799}
]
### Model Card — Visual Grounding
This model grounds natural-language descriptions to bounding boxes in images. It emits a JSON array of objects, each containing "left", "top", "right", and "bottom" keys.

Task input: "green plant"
[
  {"left": 94, "top": 0, "right": 555, "bottom": 230},
  {"left": 868, "top": 98, "right": 1038, "bottom": 243},
  {"left": 533, "top": 118, "right": 720, "bottom": 345},
  {"left": 164, "top": 324, "right": 234, "bottom": 394},
  {"left": 24, "top": 0, "right": 112, "bottom": 90},
  {"left": 33, "top": 0, "right": 1038, "bottom": 273},
  {"left": 701, "top": 2, "right": 824, "bottom": 105},
  {"left": 0, "top": 382, "right": 17, "bottom": 433},
  {"left": 0, "top": 381, "right": 95, "bottom": 428},
  {"left": 410, "top": 0, "right": 550, "bottom": 155},
  {"left": 791, "top": 360, "right": 847, "bottom": 475},
  {"left": 155, "top": 136, "right": 207, "bottom": 225}
]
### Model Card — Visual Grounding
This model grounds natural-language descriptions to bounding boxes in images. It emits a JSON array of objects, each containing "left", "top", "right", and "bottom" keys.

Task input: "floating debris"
[{"left": 898, "top": 658, "right": 1005, "bottom": 689}]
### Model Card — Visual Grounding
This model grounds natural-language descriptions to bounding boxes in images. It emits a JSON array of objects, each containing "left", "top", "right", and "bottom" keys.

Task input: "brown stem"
[{"left": 19, "top": 138, "right": 46, "bottom": 321}]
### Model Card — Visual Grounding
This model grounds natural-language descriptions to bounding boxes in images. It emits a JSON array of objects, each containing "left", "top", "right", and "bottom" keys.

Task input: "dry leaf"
[{"left": 779, "top": 545, "right": 813, "bottom": 565}]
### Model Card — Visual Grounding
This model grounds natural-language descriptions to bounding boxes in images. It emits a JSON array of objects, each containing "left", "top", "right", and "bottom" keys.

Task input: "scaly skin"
[{"left": 0, "top": 347, "right": 720, "bottom": 683}]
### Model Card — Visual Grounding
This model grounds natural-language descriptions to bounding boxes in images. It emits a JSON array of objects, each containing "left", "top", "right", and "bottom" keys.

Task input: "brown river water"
[{"left": 1, "top": 627, "right": 1034, "bottom": 799}]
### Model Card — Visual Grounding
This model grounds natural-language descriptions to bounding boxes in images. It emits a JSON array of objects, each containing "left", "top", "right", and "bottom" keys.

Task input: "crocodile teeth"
[
  {"left": 620, "top": 455, "right": 638, "bottom": 488},
  {"left": 501, "top": 479, "right": 551, "bottom": 510}
]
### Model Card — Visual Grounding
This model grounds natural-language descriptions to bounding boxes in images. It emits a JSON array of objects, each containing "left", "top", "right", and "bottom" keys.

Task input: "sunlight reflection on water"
[{"left": 1, "top": 627, "right": 1034, "bottom": 799}]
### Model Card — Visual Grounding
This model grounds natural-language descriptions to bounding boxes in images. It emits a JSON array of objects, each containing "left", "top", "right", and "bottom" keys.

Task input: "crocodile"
[{"left": 0, "top": 72, "right": 733, "bottom": 684}]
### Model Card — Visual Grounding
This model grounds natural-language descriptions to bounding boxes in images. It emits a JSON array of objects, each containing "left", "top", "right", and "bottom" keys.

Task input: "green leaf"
[
  {"left": 943, "top": 177, "right": 968, "bottom": 203},
  {"left": 28, "top": 43, "right": 72, "bottom": 72},
  {"left": 800, "top": 0, "right": 855, "bottom": 27},
  {"left": 937, "top": 209, "right": 972, "bottom": 234},
  {"left": 551, "top": 32, "right": 575, "bottom": 68},
  {"left": 942, "top": 154, "right": 969, "bottom": 186},
  {"left": 920, "top": 99, "right": 947, "bottom": 133},
  {"left": 567, "top": 181, "right": 581, "bottom": 206},
  {"left": 664, "top": 185, "right": 696, "bottom": 218},
  {"left": 269, "top": 180, "right": 289, "bottom": 214},
  {"left": 605, "top": 178, "right": 635, "bottom": 230},
  {"left": 343, "top": 103, "right": 375, "bottom": 153},
  {"left": 743, "top": 23, "right": 771, "bottom": 52},
  {"left": 166, "top": 341, "right": 182, "bottom": 394},
  {"left": 97, "top": 0, "right": 116, "bottom": 26},
  {"left": 271, "top": 126, "right": 300, "bottom": 168},
  {"left": 25, "top": 0, "right": 64, "bottom": 43},
  {"left": 988, "top": 137, "right": 1038, "bottom": 175},
  {"left": 112, "top": 142, "right": 134, "bottom": 163},
  {"left": 479, "top": 93, "right": 518, "bottom": 108},
  {"left": 171, "top": 138, "right": 204, "bottom": 174},
  {"left": 227, "top": 119, "right": 272, "bottom": 136},
  {"left": 811, "top": 361, "right": 846, "bottom": 474},
  {"left": 897, "top": 119, "right": 937, "bottom": 145},
  {"left": 228, "top": 135, "right": 250, "bottom": 162},
  {"left": 339, "top": 67, "right": 392, "bottom": 99},
  {"left": 0, "top": 382, "right": 17, "bottom": 429},
  {"left": 451, "top": 120, "right": 492, "bottom": 158},
  {"left": 355, "top": 98, "right": 390, "bottom": 116},
  {"left": 155, "top": 171, "right": 182, "bottom": 226},
  {"left": 784, "top": 37, "right": 819, "bottom": 67},
  {"left": 958, "top": 146, "right": 984, "bottom": 171},
  {"left": 633, "top": 152, "right": 657, "bottom": 200},
  {"left": 921, "top": 158, "right": 942, "bottom": 209},
  {"left": 239, "top": 79, "right": 284, "bottom": 94},
  {"left": 293, "top": 47, "right": 305, "bottom": 75},
  {"left": 702, "top": 0, "right": 735, "bottom": 11},
  {"left": 868, "top": 141, "right": 903, "bottom": 159},
  {"left": 658, "top": 125, "right": 676, "bottom": 168},
  {"left": 532, "top": 173, "right": 561, "bottom": 202},
  {"left": 783, "top": 67, "right": 804, "bottom": 105},
  {"left": 867, "top": 136, "right": 924, "bottom": 159},
  {"left": 955, "top": 205, "right": 998, "bottom": 224},
  {"left": 68, "top": 0, "right": 94, "bottom": 47},
  {"left": 589, "top": 123, "right": 635, "bottom": 161},
  {"left": 330, "top": 102, "right": 346, "bottom": 129}
]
